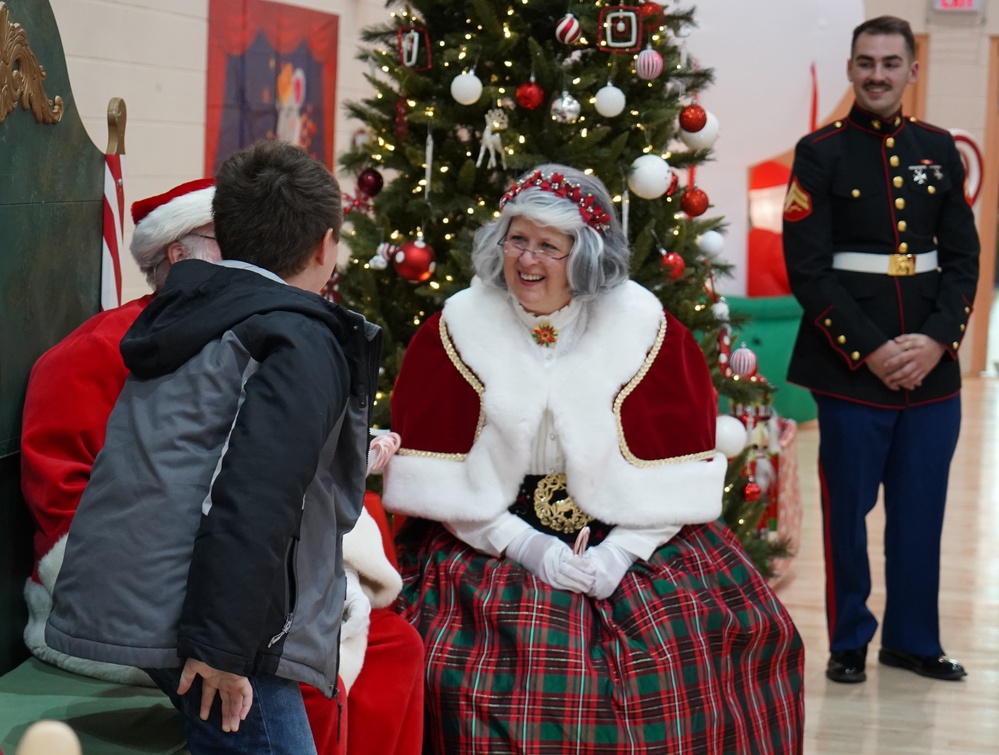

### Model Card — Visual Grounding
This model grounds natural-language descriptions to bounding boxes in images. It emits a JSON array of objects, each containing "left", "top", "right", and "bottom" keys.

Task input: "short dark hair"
[
  {"left": 212, "top": 139, "right": 342, "bottom": 278},
  {"left": 852, "top": 15, "right": 915, "bottom": 60}
]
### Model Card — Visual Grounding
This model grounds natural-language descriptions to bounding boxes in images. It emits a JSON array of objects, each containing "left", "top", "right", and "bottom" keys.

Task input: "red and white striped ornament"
[
  {"left": 635, "top": 46, "right": 664, "bottom": 80},
  {"left": 731, "top": 343, "right": 758, "bottom": 378},
  {"left": 555, "top": 13, "right": 582, "bottom": 45}
]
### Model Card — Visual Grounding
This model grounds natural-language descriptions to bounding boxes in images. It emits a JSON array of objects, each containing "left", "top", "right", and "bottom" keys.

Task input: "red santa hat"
[{"left": 129, "top": 178, "right": 215, "bottom": 274}]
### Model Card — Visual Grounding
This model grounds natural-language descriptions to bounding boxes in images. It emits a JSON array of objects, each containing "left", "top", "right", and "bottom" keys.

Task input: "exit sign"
[{"left": 933, "top": 0, "right": 981, "bottom": 9}]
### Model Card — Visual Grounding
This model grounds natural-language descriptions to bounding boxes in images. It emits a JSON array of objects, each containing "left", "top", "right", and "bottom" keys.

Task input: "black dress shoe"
[
  {"left": 826, "top": 649, "right": 867, "bottom": 683},
  {"left": 878, "top": 648, "right": 967, "bottom": 681}
]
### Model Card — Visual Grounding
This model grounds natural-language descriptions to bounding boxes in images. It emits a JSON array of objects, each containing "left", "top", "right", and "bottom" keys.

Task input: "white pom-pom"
[{"left": 716, "top": 415, "right": 749, "bottom": 458}]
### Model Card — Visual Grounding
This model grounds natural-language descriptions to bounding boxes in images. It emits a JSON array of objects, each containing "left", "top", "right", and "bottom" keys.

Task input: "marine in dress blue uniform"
[{"left": 783, "top": 16, "right": 978, "bottom": 684}]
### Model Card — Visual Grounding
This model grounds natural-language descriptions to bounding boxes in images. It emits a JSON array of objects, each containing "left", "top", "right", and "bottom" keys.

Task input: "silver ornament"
[{"left": 550, "top": 90, "right": 581, "bottom": 123}]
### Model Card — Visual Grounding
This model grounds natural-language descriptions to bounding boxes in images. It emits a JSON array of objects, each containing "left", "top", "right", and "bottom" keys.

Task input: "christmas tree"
[{"left": 336, "top": 0, "right": 788, "bottom": 573}]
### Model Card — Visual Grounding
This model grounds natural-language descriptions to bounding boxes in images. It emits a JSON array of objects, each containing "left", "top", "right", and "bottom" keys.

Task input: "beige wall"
[
  {"left": 49, "top": 0, "right": 999, "bottom": 369},
  {"left": 49, "top": 0, "right": 386, "bottom": 302}
]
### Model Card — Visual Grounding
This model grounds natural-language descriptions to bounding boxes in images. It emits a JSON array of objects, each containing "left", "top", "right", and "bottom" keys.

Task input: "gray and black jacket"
[{"left": 47, "top": 259, "right": 381, "bottom": 697}]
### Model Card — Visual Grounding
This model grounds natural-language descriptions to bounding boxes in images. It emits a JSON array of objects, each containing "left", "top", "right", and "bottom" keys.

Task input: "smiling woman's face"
[{"left": 501, "top": 216, "right": 573, "bottom": 315}]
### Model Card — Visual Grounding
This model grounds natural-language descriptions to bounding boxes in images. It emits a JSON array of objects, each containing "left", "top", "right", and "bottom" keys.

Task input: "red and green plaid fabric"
[{"left": 396, "top": 518, "right": 804, "bottom": 754}]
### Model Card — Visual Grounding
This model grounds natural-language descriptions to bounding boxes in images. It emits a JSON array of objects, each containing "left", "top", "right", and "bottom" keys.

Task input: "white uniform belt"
[{"left": 832, "top": 250, "right": 938, "bottom": 276}]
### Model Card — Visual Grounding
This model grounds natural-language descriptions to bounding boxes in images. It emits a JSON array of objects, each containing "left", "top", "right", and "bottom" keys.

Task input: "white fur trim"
[
  {"left": 342, "top": 508, "right": 402, "bottom": 609},
  {"left": 338, "top": 632, "right": 368, "bottom": 694},
  {"left": 384, "top": 281, "right": 724, "bottom": 527},
  {"left": 129, "top": 187, "right": 215, "bottom": 262},
  {"left": 26, "top": 537, "right": 154, "bottom": 686}
]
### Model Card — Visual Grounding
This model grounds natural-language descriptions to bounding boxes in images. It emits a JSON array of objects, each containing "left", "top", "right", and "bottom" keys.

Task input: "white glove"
[
  {"left": 506, "top": 529, "right": 595, "bottom": 593},
  {"left": 582, "top": 541, "right": 637, "bottom": 600},
  {"left": 341, "top": 570, "right": 371, "bottom": 641}
]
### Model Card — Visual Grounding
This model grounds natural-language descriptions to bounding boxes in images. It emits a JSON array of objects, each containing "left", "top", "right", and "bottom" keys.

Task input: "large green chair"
[{"left": 0, "top": 1, "right": 187, "bottom": 751}]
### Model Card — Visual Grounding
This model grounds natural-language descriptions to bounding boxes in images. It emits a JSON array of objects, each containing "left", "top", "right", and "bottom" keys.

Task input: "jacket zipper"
[{"left": 268, "top": 536, "right": 299, "bottom": 647}]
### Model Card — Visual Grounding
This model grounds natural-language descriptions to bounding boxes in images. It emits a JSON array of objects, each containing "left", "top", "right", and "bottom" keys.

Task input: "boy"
[{"left": 47, "top": 140, "right": 381, "bottom": 753}]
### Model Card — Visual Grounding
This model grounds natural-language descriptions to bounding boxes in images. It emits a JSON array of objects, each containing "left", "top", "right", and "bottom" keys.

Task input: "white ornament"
[
  {"left": 627, "top": 153, "right": 672, "bottom": 199},
  {"left": 550, "top": 91, "right": 581, "bottom": 123},
  {"left": 450, "top": 71, "right": 483, "bottom": 105},
  {"left": 716, "top": 415, "right": 750, "bottom": 458},
  {"left": 680, "top": 110, "right": 720, "bottom": 150},
  {"left": 697, "top": 229, "right": 725, "bottom": 255},
  {"left": 594, "top": 84, "right": 626, "bottom": 118}
]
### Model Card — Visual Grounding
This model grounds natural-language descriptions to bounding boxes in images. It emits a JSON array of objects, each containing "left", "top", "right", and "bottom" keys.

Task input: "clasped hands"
[
  {"left": 867, "top": 333, "right": 945, "bottom": 391},
  {"left": 505, "top": 529, "right": 634, "bottom": 599}
]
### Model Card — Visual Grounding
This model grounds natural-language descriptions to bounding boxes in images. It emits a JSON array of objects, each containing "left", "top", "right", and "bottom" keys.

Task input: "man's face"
[{"left": 847, "top": 32, "right": 918, "bottom": 119}]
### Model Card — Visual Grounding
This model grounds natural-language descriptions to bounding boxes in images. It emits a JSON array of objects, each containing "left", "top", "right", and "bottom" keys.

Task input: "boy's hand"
[{"left": 178, "top": 657, "right": 253, "bottom": 732}]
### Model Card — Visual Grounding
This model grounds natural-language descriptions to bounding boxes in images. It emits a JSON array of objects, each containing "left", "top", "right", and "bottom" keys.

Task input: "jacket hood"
[{"left": 121, "top": 260, "right": 370, "bottom": 380}]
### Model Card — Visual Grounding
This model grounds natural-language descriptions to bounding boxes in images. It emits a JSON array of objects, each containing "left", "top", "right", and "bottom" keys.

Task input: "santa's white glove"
[
  {"left": 341, "top": 570, "right": 371, "bottom": 641},
  {"left": 582, "top": 541, "right": 637, "bottom": 600},
  {"left": 506, "top": 529, "right": 595, "bottom": 593}
]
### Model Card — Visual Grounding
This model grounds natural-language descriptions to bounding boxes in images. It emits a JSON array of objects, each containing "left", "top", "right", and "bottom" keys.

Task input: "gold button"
[
  {"left": 965, "top": 306, "right": 971, "bottom": 314},
  {"left": 898, "top": 220, "right": 907, "bottom": 232},
  {"left": 851, "top": 189, "right": 861, "bottom": 198},
  {"left": 835, "top": 121, "right": 843, "bottom": 128},
  {"left": 898, "top": 242, "right": 908, "bottom": 253},
  {"left": 893, "top": 176, "right": 903, "bottom": 187},
  {"left": 895, "top": 198, "right": 906, "bottom": 210},
  {"left": 953, "top": 342, "right": 959, "bottom": 350},
  {"left": 851, "top": 351, "right": 861, "bottom": 361},
  {"left": 960, "top": 324, "right": 966, "bottom": 332},
  {"left": 886, "top": 137, "right": 896, "bottom": 148},
  {"left": 837, "top": 335, "right": 846, "bottom": 344},
  {"left": 928, "top": 186, "right": 936, "bottom": 194},
  {"left": 824, "top": 318, "right": 832, "bottom": 327},
  {"left": 890, "top": 156, "right": 900, "bottom": 167}
]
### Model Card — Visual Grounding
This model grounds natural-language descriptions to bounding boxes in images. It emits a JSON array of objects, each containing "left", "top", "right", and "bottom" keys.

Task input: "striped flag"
[{"left": 101, "top": 154, "right": 125, "bottom": 310}]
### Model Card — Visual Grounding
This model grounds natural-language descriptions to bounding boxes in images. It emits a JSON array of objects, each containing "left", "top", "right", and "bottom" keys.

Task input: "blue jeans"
[{"left": 144, "top": 667, "right": 318, "bottom": 755}]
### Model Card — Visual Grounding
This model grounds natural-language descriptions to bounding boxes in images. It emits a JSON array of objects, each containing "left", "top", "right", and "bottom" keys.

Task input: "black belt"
[{"left": 508, "top": 473, "right": 612, "bottom": 546}]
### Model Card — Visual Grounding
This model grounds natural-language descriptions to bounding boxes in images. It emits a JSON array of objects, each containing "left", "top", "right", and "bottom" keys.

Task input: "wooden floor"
[{"left": 775, "top": 376, "right": 999, "bottom": 754}]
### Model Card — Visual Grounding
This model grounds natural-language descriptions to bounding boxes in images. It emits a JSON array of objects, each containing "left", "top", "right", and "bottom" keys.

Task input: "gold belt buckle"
[
  {"left": 533, "top": 472, "right": 593, "bottom": 534},
  {"left": 888, "top": 254, "right": 915, "bottom": 276}
]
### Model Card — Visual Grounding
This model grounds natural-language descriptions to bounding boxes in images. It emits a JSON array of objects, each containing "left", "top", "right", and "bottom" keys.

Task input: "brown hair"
[{"left": 852, "top": 15, "right": 915, "bottom": 60}]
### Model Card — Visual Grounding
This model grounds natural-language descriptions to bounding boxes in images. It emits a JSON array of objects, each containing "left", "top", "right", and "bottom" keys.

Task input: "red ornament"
[
  {"left": 394, "top": 97, "right": 409, "bottom": 142},
  {"left": 679, "top": 103, "right": 708, "bottom": 133},
  {"left": 516, "top": 80, "right": 545, "bottom": 110},
  {"left": 356, "top": 168, "right": 384, "bottom": 197},
  {"left": 681, "top": 186, "right": 709, "bottom": 217},
  {"left": 393, "top": 238, "right": 436, "bottom": 282},
  {"left": 665, "top": 169, "right": 679, "bottom": 197},
  {"left": 638, "top": 1, "right": 664, "bottom": 24},
  {"left": 660, "top": 250, "right": 685, "bottom": 280},
  {"left": 744, "top": 479, "right": 762, "bottom": 503}
]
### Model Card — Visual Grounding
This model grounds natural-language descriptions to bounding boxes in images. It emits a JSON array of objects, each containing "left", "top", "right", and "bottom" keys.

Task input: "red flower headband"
[{"left": 499, "top": 170, "right": 613, "bottom": 233}]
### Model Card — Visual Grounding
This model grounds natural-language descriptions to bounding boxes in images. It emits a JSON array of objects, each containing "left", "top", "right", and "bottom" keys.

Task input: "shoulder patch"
[{"left": 783, "top": 178, "right": 812, "bottom": 222}]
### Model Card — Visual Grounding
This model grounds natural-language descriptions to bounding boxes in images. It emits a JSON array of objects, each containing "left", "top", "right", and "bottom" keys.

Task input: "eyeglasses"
[
  {"left": 500, "top": 238, "right": 570, "bottom": 262},
  {"left": 185, "top": 232, "right": 217, "bottom": 242}
]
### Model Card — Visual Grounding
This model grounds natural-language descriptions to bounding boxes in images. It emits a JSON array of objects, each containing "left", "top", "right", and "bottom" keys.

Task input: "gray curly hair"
[{"left": 471, "top": 164, "right": 631, "bottom": 300}]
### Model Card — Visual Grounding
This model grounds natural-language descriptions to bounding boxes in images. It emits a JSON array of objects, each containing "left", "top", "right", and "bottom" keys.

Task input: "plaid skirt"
[{"left": 395, "top": 518, "right": 804, "bottom": 755}]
